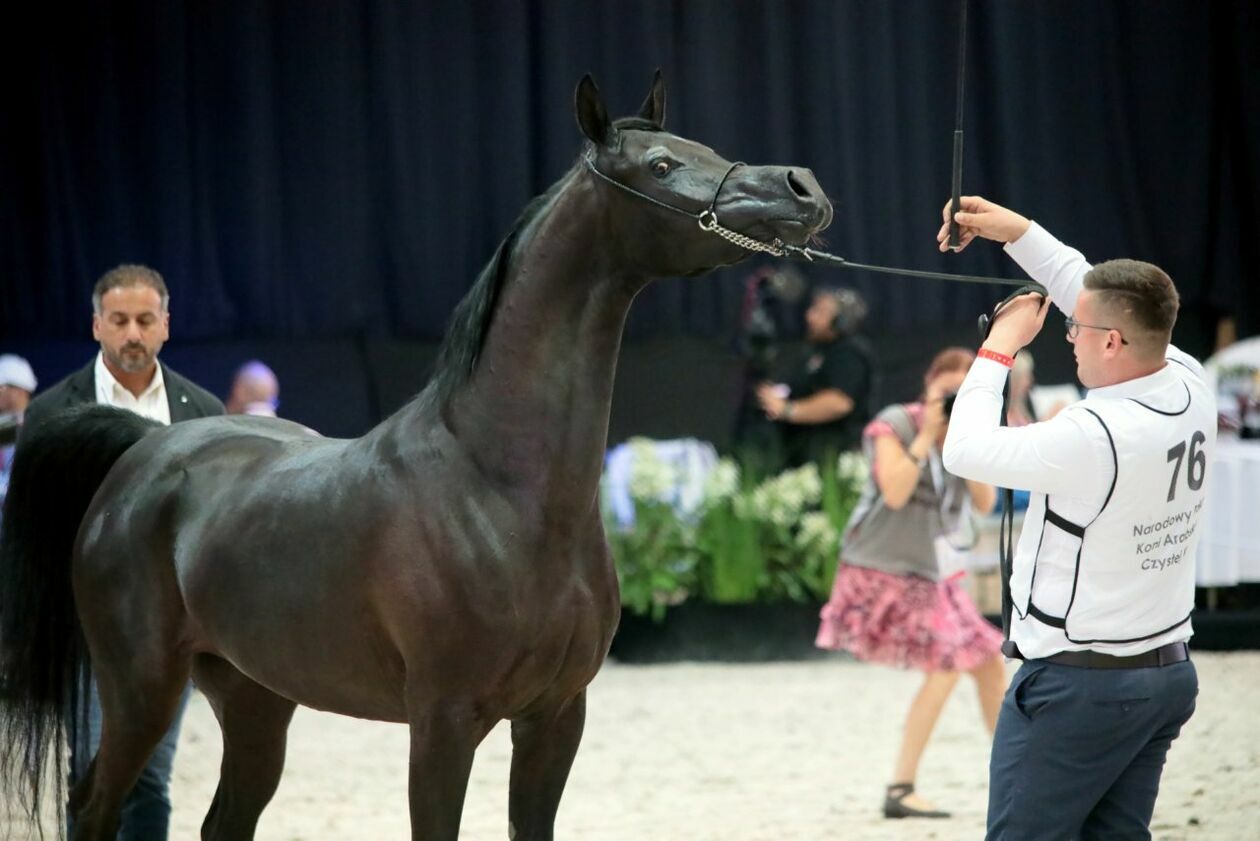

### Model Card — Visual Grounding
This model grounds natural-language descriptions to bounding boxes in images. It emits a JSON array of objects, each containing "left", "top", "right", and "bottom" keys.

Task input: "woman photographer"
[{"left": 815, "top": 346, "right": 1006, "bottom": 819}]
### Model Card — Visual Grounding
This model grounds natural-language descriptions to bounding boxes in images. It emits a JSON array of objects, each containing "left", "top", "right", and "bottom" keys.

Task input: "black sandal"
[{"left": 883, "top": 782, "right": 951, "bottom": 819}]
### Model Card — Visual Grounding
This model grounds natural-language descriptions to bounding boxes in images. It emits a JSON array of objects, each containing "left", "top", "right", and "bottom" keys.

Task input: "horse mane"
[
  {"left": 425, "top": 176, "right": 569, "bottom": 405},
  {"left": 426, "top": 118, "right": 664, "bottom": 406}
]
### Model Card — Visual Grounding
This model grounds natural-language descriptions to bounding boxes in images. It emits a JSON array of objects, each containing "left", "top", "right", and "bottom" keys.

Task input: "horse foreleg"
[
  {"left": 407, "top": 698, "right": 484, "bottom": 841},
  {"left": 507, "top": 690, "right": 587, "bottom": 841},
  {"left": 193, "top": 655, "right": 297, "bottom": 841}
]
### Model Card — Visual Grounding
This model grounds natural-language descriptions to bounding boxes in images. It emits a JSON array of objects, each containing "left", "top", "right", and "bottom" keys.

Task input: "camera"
[
  {"left": 942, "top": 392, "right": 958, "bottom": 418},
  {"left": 736, "top": 266, "right": 806, "bottom": 377},
  {"left": 740, "top": 293, "right": 779, "bottom": 376}
]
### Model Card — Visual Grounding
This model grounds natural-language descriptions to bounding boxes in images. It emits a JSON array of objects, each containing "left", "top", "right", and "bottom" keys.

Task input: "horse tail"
[{"left": 0, "top": 404, "right": 159, "bottom": 825}]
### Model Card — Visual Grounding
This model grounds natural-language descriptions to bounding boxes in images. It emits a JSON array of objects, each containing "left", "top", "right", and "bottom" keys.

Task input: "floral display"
[{"left": 603, "top": 440, "right": 868, "bottom": 619}]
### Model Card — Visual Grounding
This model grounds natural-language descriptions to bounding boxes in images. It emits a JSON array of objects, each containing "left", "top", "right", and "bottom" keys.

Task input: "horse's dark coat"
[{"left": 0, "top": 72, "right": 831, "bottom": 840}]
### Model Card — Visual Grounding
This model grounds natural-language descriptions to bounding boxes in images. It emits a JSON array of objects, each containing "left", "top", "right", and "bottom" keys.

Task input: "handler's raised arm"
[
  {"left": 939, "top": 196, "right": 1089, "bottom": 319},
  {"left": 1001, "top": 221, "right": 1091, "bottom": 319}
]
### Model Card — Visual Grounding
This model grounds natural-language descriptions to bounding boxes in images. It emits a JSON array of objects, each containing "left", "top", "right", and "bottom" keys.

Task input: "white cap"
[{"left": 0, "top": 354, "right": 37, "bottom": 392}]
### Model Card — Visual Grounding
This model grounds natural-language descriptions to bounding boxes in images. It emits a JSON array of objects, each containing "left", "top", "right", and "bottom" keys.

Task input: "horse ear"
[
  {"left": 575, "top": 74, "right": 614, "bottom": 147},
  {"left": 637, "top": 68, "right": 666, "bottom": 128}
]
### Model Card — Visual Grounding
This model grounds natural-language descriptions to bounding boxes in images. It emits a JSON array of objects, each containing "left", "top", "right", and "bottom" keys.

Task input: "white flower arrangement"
[
  {"left": 604, "top": 440, "right": 867, "bottom": 616},
  {"left": 626, "top": 437, "right": 678, "bottom": 502},
  {"left": 701, "top": 458, "right": 741, "bottom": 503},
  {"left": 836, "top": 451, "right": 870, "bottom": 486},
  {"left": 734, "top": 463, "right": 823, "bottom": 527},
  {"left": 795, "top": 511, "right": 839, "bottom": 551}
]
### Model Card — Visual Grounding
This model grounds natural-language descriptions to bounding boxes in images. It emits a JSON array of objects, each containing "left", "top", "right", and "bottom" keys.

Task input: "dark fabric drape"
[{"left": 3, "top": 1, "right": 1257, "bottom": 353}]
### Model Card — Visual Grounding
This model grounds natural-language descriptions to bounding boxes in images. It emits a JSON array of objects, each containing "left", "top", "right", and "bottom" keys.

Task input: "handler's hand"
[
  {"left": 938, "top": 196, "right": 1033, "bottom": 252},
  {"left": 983, "top": 292, "right": 1052, "bottom": 357}
]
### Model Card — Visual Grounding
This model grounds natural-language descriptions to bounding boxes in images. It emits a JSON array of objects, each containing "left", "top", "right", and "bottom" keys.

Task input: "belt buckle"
[{"left": 1156, "top": 642, "right": 1187, "bottom": 667}]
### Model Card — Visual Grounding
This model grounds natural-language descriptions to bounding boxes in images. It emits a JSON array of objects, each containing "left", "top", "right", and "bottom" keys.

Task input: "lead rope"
[{"left": 980, "top": 284, "right": 1048, "bottom": 658}]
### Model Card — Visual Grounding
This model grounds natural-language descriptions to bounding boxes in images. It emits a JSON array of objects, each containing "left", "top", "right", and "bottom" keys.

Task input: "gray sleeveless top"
[{"left": 841, "top": 403, "right": 969, "bottom": 581}]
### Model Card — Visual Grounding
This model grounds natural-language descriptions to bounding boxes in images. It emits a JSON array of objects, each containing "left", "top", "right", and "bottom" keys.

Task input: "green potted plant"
[
  {"left": 602, "top": 439, "right": 697, "bottom": 621},
  {"left": 604, "top": 441, "right": 869, "bottom": 659}
]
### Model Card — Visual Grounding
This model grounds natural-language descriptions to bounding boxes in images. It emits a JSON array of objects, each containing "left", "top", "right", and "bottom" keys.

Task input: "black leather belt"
[{"left": 1039, "top": 641, "right": 1189, "bottom": 670}]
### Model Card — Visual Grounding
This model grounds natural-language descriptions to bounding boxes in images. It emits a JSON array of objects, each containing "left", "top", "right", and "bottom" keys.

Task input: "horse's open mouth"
[{"left": 759, "top": 218, "right": 823, "bottom": 245}]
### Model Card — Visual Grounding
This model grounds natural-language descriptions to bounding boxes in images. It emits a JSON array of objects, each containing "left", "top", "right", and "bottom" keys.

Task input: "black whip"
[{"left": 948, "top": 0, "right": 969, "bottom": 251}]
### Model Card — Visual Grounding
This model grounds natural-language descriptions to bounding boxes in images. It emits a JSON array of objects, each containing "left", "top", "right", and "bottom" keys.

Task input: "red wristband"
[{"left": 978, "top": 348, "right": 1015, "bottom": 368}]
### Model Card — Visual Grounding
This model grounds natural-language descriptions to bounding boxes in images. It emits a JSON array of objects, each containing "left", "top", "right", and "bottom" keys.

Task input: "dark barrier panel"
[
  {"left": 609, "top": 336, "right": 746, "bottom": 451},
  {"left": 164, "top": 340, "right": 377, "bottom": 439},
  {"left": 362, "top": 340, "right": 443, "bottom": 421}
]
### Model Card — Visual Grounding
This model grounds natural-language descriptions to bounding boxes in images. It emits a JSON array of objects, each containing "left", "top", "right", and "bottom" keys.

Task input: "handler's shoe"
[{"left": 883, "top": 782, "right": 951, "bottom": 819}]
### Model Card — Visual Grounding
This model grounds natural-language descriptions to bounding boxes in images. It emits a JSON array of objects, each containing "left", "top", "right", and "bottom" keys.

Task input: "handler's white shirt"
[
  {"left": 94, "top": 351, "right": 171, "bottom": 426},
  {"left": 943, "top": 223, "right": 1206, "bottom": 659}
]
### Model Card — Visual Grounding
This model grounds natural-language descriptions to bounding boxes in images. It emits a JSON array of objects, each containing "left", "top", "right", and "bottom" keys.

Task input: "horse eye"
[{"left": 651, "top": 159, "right": 672, "bottom": 177}]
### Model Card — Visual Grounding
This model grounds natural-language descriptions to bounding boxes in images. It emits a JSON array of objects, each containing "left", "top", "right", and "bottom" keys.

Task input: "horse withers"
[{"left": 0, "top": 72, "right": 831, "bottom": 840}]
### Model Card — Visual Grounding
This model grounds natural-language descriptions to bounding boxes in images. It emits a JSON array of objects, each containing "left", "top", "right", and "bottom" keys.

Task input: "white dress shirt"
[
  {"left": 944, "top": 223, "right": 1210, "bottom": 658},
  {"left": 94, "top": 351, "right": 172, "bottom": 425}
]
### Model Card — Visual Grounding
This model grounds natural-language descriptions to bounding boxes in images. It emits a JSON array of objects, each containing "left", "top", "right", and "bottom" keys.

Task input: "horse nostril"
[{"left": 786, "top": 170, "right": 811, "bottom": 199}]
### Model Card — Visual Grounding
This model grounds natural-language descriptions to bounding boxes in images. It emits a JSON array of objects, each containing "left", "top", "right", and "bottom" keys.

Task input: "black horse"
[{"left": 0, "top": 72, "right": 831, "bottom": 840}]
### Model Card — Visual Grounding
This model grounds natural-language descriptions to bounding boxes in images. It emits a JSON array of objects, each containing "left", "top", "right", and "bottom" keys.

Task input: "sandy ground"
[{"left": 5, "top": 652, "right": 1258, "bottom": 840}]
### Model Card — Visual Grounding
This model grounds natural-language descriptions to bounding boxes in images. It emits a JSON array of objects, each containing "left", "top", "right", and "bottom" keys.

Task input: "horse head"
[{"left": 576, "top": 71, "right": 833, "bottom": 279}]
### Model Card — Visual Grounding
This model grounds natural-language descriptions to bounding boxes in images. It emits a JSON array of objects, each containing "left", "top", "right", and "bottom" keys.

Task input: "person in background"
[
  {"left": 816, "top": 346, "right": 1005, "bottom": 820},
  {"left": 0, "top": 354, "right": 38, "bottom": 517},
  {"left": 756, "top": 286, "right": 876, "bottom": 469},
  {"left": 226, "top": 359, "right": 280, "bottom": 417},
  {"left": 17, "top": 263, "right": 223, "bottom": 841}
]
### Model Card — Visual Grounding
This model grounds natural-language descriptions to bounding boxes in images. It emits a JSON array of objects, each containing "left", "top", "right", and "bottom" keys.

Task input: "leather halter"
[{"left": 583, "top": 153, "right": 1044, "bottom": 291}]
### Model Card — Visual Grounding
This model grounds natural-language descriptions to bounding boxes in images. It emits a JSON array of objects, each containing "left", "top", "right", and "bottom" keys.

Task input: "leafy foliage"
[{"left": 603, "top": 441, "right": 868, "bottom": 620}]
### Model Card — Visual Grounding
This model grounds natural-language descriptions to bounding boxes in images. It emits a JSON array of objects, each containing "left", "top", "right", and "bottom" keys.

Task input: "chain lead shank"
[{"left": 697, "top": 211, "right": 787, "bottom": 256}]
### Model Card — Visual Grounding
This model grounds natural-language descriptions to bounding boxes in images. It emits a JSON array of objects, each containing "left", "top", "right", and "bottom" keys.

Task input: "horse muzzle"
[
  {"left": 781, "top": 167, "right": 833, "bottom": 233},
  {"left": 722, "top": 166, "right": 832, "bottom": 246}
]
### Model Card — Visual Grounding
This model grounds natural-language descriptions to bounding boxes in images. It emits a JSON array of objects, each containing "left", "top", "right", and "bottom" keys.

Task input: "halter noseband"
[{"left": 583, "top": 155, "right": 789, "bottom": 256}]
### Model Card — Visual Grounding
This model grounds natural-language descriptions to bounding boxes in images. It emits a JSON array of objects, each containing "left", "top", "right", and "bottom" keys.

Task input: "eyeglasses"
[{"left": 1065, "top": 316, "right": 1129, "bottom": 345}]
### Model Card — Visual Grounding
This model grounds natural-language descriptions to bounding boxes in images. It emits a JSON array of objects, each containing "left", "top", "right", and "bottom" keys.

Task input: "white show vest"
[{"left": 1011, "top": 360, "right": 1216, "bottom": 648}]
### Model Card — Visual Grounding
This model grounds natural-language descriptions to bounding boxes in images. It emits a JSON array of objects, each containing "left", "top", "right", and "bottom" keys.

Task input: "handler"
[{"left": 938, "top": 195, "right": 1212, "bottom": 840}]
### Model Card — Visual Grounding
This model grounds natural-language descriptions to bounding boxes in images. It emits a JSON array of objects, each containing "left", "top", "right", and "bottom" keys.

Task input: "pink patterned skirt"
[{"left": 816, "top": 564, "right": 1003, "bottom": 672}]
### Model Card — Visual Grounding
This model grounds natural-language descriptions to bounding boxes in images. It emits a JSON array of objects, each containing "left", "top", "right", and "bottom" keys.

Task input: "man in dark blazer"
[
  {"left": 19, "top": 263, "right": 222, "bottom": 841},
  {"left": 20, "top": 354, "right": 223, "bottom": 428}
]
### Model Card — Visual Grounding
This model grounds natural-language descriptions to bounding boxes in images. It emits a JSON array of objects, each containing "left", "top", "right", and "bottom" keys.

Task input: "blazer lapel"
[
  {"left": 67, "top": 363, "right": 97, "bottom": 406},
  {"left": 163, "top": 366, "right": 197, "bottom": 422}
]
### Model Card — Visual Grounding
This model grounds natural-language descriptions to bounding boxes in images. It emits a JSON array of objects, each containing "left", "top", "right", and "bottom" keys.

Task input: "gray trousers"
[{"left": 987, "top": 658, "right": 1197, "bottom": 841}]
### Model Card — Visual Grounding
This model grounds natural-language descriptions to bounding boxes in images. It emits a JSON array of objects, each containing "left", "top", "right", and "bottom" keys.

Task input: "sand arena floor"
[{"left": 5, "top": 652, "right": 1258, "bottom": 839}]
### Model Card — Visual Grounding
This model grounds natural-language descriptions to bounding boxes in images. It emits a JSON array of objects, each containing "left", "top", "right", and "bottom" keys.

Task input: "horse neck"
[{"left": 446, "top": 174, "right": 641, "bottom": 499}]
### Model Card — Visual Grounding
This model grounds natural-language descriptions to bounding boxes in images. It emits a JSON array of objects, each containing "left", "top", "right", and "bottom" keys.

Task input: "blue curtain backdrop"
[{"left": 3, "top": 1, "right": 1257, "bottom": 349}]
